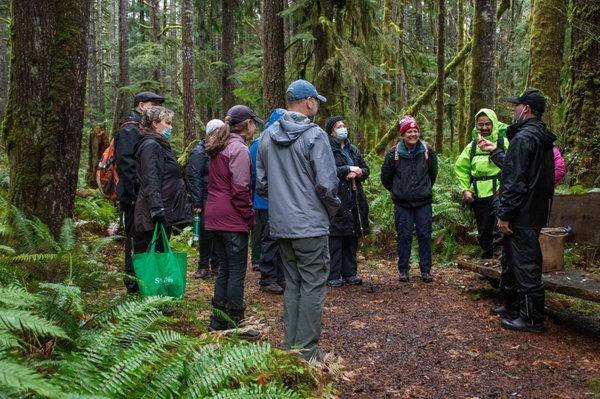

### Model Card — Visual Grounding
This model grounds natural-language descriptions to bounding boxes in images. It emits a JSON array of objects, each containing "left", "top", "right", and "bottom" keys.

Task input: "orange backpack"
[{"left": 96, "top": 121, "right": 138, "bottom": 201}]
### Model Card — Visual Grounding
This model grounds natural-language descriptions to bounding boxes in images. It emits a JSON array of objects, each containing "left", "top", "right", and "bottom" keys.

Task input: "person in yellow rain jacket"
[{"left": 455, "top": 108, "right": 508, "bottom": 259}]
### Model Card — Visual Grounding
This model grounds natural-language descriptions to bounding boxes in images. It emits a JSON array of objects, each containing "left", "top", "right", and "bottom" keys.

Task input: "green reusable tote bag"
[{"left": 133, "top": 223, "right": 187, "bottom": 298}]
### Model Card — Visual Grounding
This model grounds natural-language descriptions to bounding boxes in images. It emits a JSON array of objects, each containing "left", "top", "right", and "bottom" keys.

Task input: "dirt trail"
[{"left": 238, "top": 260, "right": 600, "bottom": 398}]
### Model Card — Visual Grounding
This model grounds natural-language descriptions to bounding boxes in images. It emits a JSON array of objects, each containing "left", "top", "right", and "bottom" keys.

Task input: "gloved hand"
[{"left": 150, "top": 208, "right": 165, "bottom": 223}]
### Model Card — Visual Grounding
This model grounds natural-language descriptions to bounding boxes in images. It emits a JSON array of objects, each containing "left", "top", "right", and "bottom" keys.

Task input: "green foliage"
[
  {"left": 74, "top": 195, "right": 118, "bottom": 228},
  {"left": 0, "top": 283, "right": 315, "bottom": 398}
]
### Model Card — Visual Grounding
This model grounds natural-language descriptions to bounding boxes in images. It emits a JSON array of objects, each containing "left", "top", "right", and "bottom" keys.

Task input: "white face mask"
[{"left": 512, "top": 106, "right": 527, "bottom": 124}]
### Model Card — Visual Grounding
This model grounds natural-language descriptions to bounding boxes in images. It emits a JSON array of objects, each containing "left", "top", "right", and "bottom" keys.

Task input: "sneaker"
[
  {"left": 327, "top": 278, "right": 344, "bottom": 288},
  {"left": 259, "top": 283, "right": 284, "bottom": 295},
  {"left": 399, "top": 271, "right": 410, "bottom": 282},
  {"left": 421, "top": 272, "right": 433, "bottom": 283},
  {"left": 344, "top": 276, "right": 363, "bottom": 285},
  {"left": 194, "top": 269, "right": 210, "bottom": 279}
]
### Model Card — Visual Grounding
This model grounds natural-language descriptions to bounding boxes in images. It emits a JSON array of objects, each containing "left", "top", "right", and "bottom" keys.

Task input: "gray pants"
[{"left": 277, "top": 235, "right": 329, "bottom": 361}]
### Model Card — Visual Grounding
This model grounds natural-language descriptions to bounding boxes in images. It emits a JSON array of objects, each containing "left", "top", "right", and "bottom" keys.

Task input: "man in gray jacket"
[{"left": 257, "top": 80, "right": 340, "bottom": 361}]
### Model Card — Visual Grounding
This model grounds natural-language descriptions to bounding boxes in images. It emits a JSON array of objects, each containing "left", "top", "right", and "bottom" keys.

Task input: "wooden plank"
[
  {"left": 549, "top": 192, "right": 600, "bottom": 245},
  {"left": 457, "top": 260, "right": 600, "bottom": 303}
]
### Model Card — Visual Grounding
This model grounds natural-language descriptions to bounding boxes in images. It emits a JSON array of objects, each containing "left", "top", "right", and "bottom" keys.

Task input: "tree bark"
[
  {"left": 0, "top": 15, "right": 8, "bottom": 121},
  {"left": 150, "top": 0, "right": 163, "bottom": 87},
  {"left": 262, "top": 0, "right": 286, "bottom": 114},
  {"left": 181, "top": 0, "right": 197, "bottom": 145},
  {"left": 434, "top": 0, "right": 446, "bottom": 152},
  {"left": 169, "top": 0, "right": 178, "bottom": 101},
  {"left": 112, "top": 0, "right": 131, "bottom": 134},
  {"left": 456, "top": 0, "right": 468, "bottom": 148},
  {"left": 396, "top": 0, "right": 408, "bottom": 111},
  {"left": 528, "top": 0, "right": 567, "bottom": 130},
  {"left": 468, "top": 0, "right": 497, "bottom": 119},
  {"left": 562, "top": 0, "right": 600, "bottom": 186},
  {"left": 2, "top": 0, "right": 91, "bottom": 236},
  {"left": 96, "top": 0, "right": 105, "bottom": 117},
  {"left": 313, "top": 0, "right": 335, "bottom": 119},
  {"left": 221, "top": 0, "right": 236, "bottom": 112},
  {"left": 87, "top": 0, "right": 98, "bottom": 125}
]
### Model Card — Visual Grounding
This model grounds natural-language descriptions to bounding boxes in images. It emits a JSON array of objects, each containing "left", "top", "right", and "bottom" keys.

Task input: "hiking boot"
[
  {"left": 226, "top": 328, "right": 262, "bottom": 341},
  {"left": 399, "top": 271, "right": 410, "bottom": 282},
  {"left": 327, "top": 278, "right": 344, "bottom": 288},
  {"left": 501, "top": 317, "right": 544, "bottom": 333},
  {"left": 490, "top": 305, "right": 518, "bottom": 319},
  {"left": 260, "top": 283, "right": 284, "bottom": 295},
  {"left": 421, "top": 272, "right": 433, "bottom": 283},
  {"left": 344, "top": 276, "right": 363, "bottom": 286},
  {"left": 194, "top": 269, "right": 210, "bottom": 279},
  {"left": 251, "top": 263, "right": 260, "bottom": 271}
]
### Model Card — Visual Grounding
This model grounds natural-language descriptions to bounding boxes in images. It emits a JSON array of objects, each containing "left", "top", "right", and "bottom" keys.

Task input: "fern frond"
[
  {"left": 0, "top": 329, "right": 20, "bottom": 350},
  {"left": 59, "top": 219, "right": 76, "bottom": 252},
  {"left": 0, "top": 309, "right": 69, "bottom": 339},
  {"left": 0, "top": 245, "right": 16, "bottom": 255},
  {"left": 0, "top": 285, "right": 40, "bottom": 309},
  {"left": 213, "top": 382, "right": 303, "bottom": 398},
  {"left": 0, "top": 357, "right": 64, "bottom": 399}
]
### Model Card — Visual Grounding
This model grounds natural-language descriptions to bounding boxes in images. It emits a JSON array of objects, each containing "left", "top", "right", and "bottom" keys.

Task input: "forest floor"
[{"left": 181, "top": 255, "right": 600, "bottom": 398}]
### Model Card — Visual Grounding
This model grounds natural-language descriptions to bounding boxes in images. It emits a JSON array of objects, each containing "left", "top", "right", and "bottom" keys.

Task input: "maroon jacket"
[{"left": 204, "top": 134, "right": 255, "bottom": 233}]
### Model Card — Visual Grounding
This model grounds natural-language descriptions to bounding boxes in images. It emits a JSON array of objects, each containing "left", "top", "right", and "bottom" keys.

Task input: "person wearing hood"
[
  {"left": 204, "top": 105, "right": 262, "bottom": 340},
  {"left": 483, "top": 88, "right": 556, "bottom": 333},
  {"left": 324, "top": 116, "right": 369, "bottom": 288},
  {"left": 186, "top": 119, "right": 226, "bottom": 280},
  {"left": 381, "top": 116, "right": 438, "bottom": 283},
  {"left": 115, "top": 91, "right": 164, "bottom": 293},
  {"left": 249, "top": 108, "right": 287, "bottom": 295},
  {"left": 256, "top": 80, "right": 340, "bottom": 361},
  {"left": 454, "top": 108, "right": 508, "bottom": 259},
  {"left": 133, "top": 106, "right": 193, "bottom": 252}
]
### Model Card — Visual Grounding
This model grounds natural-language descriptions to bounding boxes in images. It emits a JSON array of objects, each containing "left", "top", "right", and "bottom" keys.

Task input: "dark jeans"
[
  {"left": 250, "top": 213, "right": 262, "bottom": 266},
  {"left": 500, "top": 228, "right": 545, "bottom": 323},
  {"left": 133, "top": 224, "right": 172, "bottom": 254},
  {"left": 121, "top": 204, "right": 137, "bottom": 292},
  {"left": 211, "top": 231, "right": 249, "bottom": 311},
  {"left": 471, "top": 196, "right": 499, "bottom": 258},
  {"left": 328, "top": 235, "right": 358, "bottom": 280},
  {"left": 197, "top": 223, "right": 223, "bottom": 273},
  {"left": 394, "top": 203, "right": 432, "bottom": 273},
  {"left": 256, "top": 209, "right": 284, "bottom": 286}
]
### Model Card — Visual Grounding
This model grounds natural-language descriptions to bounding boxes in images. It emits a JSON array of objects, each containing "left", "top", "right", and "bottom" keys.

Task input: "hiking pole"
[{"left": 351, "top": 179, "right": 364, "bottom": 238}]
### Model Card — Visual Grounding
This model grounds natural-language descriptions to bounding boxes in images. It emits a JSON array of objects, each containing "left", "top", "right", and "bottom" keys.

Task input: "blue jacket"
[{"left": 249, "top": 138, "right": 268, "bottom": 210}]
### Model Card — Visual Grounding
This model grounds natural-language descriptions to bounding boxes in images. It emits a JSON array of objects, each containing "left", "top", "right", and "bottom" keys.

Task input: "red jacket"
[{"left": 204, "top": 134, "right": 255, "bottom": 233}]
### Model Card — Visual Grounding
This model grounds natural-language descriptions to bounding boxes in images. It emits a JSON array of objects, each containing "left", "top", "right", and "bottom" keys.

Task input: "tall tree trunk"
[
  {"left": 0, "top": 17, "right": 8, "bottom": 121},
  {"left": 221, "top": 0, "right": 236, "bottom": 112},
  {"left": 87, "top": 0, "right": 98, "bottom": 125},
  {"left": 396, "top": 0, "right": 408, "bottom": 111},
  {"left": 112, "top": 0, "right": 131, "bottom": 133},
  {"left": 262, "top": 0, "right": 285, "bottom": 114},
  {"left": 169, "top": 0, "right": 178, "bottom": 101},
  {"left": 2, "top": 0, "right": 91, "bottom": 236},
  {"left": 108, "top": 0, "right": 117, "bottom": 105},
  {"left": 468, "top": 0, "right": 497, "bottom": 119},
  {"left": 181, "top": 0, "right": 197, "bottom": 145},
  {"left": 528, "top": 0, "right": 566, "bottom": 130},
  {"left": 456, "top": 0, "right": 468, "bottom": 148},
  {"left": 414, "top": 0, "right": 423, "bottom": 43},
  {"left": 562, "top": 0, "right": 600, "bottom": 186},
  {"left": 95, "top": 0, "right": 105, "bottom": 117},
  {"left": 150, "top": 0, "right": 163, "bottom": 87},
  {"left": 434, "top": 0, "right": 446, "bottom": 152},
  {"left": 314, "top": 0, "right": 335, "bottom": 118}
]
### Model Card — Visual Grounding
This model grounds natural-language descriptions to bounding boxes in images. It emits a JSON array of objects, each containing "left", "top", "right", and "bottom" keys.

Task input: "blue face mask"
[
  {"left": 161, "top": 128, "right": 172, "bottom": 140},
  {"left": 335, "top": 128, "right": 348, "bottom": 140}
]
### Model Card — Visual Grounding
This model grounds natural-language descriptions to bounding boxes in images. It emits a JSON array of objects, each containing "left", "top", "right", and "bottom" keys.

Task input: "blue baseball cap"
[{"left": 286, "top": 80, "right": 327, "bottom": 102}]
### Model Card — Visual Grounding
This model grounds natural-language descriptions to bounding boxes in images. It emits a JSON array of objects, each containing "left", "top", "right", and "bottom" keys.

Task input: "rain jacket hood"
[
  {"left": 268, "top": 111, "right": 316, "bottom": 147},
  {"left": 470, "top": 108, "right": 505, "bottom": 142}
]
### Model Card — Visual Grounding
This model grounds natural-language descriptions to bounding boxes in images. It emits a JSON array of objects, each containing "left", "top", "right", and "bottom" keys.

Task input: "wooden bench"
[{"left": 457, "top": 260, "right": 600, "bottom": 303}]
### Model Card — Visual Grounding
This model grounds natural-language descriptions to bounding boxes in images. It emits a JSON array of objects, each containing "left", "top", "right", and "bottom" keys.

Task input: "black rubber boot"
[{"left": 208, "top": 299, "right": 229, "bottom": 331}]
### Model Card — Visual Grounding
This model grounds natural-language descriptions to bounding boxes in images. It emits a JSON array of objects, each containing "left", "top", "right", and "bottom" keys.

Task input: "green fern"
[
  {"left": 213, "top": 382, "right": 303, "bottom": 398},
  {"left": 0, "top": 285, "right": 40, "bottom": 309},
  {"left": 0, "top": 308, "right": 69, "bottom": 339},
  {"left": 0, "top": 357, "right": 64, "bottom": 399}
]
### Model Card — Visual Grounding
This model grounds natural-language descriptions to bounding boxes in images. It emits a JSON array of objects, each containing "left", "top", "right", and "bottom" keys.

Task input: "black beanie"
[{"left": 324, "top": 116, "right": 345, "bottom": 135}]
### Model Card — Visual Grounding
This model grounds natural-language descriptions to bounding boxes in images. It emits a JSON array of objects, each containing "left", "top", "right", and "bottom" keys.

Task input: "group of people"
[{"left": 113, "top": 80, "right": 557, "bottom": 362}]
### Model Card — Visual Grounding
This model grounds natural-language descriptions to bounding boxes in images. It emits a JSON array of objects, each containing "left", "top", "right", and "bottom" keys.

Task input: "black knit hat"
[{"left": 325, "top": 116, "right": 345, "bottom": 135}]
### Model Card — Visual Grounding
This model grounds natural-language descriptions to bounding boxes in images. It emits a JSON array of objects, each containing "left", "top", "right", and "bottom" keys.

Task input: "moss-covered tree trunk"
[
  {"left": 221, "top": 0, "right": 236, "bottom": 113},
  {"left": 2, "top": 0, "right": 91, "bottom": 236},
  {"left": 434, "top": 0, "right": 446, "bottom": 152},
  {"left": 0, "top": 5, "right": 8, "bottom": 121},
  {"left": 562, "top": 0, "right": 600, "bottom": 186},
  {"left": 150, "top": 0, "right": 163, "bottom": 89},
  {"left": 528, "top": 0, "right": 566, "bottom": 131},
  {"left": 112, "top": 0, "right": 131, "bottom": 133},
  {"left": 169, "top": 0, "right": 178, "bottom": 102},
  {"left": 469, "top": 0, "right": 497, "bottom": 119},
  {"left": 181, "top": 0, "right": 196, "bottom": 146},
  {"left": 456, "top": 0, "right": 468, "bottom": 149},
  {"left": 314, "top": 0, "right": 336, "bottom": 119},
  {"left": 262, "top": 0, "right": 285, "bottom": 114}
]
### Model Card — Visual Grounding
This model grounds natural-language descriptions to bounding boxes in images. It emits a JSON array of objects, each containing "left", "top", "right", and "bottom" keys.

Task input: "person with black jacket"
[
  {"left": 381, "top": 116, "right": 438, "bottom": 283},
  {"left": 186, "top": 119, "right": 225, "bottom": 279},
  {"left": 481, "top": 89, "right": 556, "bottom": 333},
  {"left": 133, "top": 106, "right": 192, "bottom": 253},
  {"left": 324, "top": 116, "right": 369, "bottom": 288},
  {"left": 115, "top": 91, "right": 164, "bottom": 293}
]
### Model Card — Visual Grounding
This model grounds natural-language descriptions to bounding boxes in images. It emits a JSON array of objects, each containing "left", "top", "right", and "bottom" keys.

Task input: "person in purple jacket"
[{"left": 204, "top": 105, "right": 263, "bottom": 338}]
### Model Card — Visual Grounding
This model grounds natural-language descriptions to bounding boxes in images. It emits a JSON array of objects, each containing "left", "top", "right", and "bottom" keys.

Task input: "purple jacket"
[
  {"left": 553, "top": 146, "right": 565, "bottom": 183},
  {"left": 204, "top": 134, "right": 255, "bottom": 233}
]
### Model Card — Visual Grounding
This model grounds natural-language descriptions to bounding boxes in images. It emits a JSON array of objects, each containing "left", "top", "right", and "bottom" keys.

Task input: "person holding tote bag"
[{"left": 133, "top": 106, "right": 192, "bottom": 298}]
